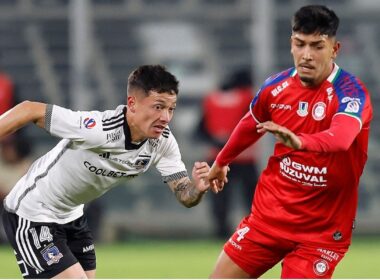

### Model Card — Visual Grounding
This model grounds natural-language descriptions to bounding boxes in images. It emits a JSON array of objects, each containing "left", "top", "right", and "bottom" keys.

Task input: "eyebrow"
[{"left": 293, "top": 37, "right": 325, "bottom": 45}]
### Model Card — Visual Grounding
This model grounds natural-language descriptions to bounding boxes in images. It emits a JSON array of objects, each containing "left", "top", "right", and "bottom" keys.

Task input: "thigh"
[
  {"left": 2, "top": 210, "right": 79, "bottom": 279},
  {"left": 66, "top": 215, "right": 96, "bottom": 272},
  {"left": 282, "top": 243, "right": 348, "bottom": 278},
  {"left": 221, "top": 217, "right": 294, "bottom": 278}
]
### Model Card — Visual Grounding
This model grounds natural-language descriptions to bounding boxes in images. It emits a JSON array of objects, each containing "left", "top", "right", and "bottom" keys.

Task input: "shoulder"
[
  {"left": 154, "top": 126, "right": 178, "bottom": 152},
  {"left": 332, "top": 68, "right": 369, "bottom": 98},
  {"left": 101, "top": 105, "right": 126, "bottom": 132},
  {"left": 261, "top": 68, "right": 295, "bottom": 91},
  {"left": 332, "top": 68, "right": 372, "bottom": 117},
  {"left": 251, "top": 68, "right": 295, "bottom": 107}
]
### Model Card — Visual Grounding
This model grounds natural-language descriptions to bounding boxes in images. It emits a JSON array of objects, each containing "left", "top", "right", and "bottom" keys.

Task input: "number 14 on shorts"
[{"left": 237, "top": 226, "right": 250, "bottom": 242}]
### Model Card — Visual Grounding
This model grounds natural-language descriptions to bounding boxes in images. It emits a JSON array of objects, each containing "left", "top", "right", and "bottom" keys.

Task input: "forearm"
[
  {"left": 173, "top": 178, "right": 205, "bottom": 208},
  {"left": 298, "top": 114, "right": 360, "bottom": 152},
  {"left": 216, "top": 112, "right": 262, "bottom": 166},
  {"left": 0, "top": 101, "right": 46, "bottom": 139}
]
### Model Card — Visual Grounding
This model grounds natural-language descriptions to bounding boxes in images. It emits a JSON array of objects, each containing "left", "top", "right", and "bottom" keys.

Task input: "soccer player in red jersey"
[{"left": 207, "top": 5, "right": 373, "bottom": 279}]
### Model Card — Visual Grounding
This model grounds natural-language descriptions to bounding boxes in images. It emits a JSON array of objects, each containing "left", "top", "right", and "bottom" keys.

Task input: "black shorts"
[{"left": 2, "top": 210, "right": 96, "bottom": 279}]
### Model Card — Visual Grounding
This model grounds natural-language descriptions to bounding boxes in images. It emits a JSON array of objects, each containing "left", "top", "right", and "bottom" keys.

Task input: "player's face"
[
  {"left": 290, "top": 32, "right": 340, "bottom": 87},
  {"left": 127, "top": 91, "right": 177, "bottom": 142}
]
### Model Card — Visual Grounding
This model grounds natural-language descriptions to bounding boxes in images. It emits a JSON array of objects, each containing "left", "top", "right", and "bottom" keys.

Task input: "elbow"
[
  {"left": 180, "top": 199, "right": 198, "bottom": 208},
  {"left": 333, "top": 142, "right": 352, "bottom": 152},
  {"left": 20, "top": 100, "right": 38, "bottom": 117}
]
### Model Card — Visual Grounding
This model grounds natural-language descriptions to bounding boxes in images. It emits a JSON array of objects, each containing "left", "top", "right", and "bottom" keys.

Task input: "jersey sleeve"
[
  {"left": 216, "top": 112, "right": 263, "bottom": 166},
  {"left": 249, "top": 87, "right": 270, "bottom": 123},
  {"left": 298, "top": 114, "right": 360, "bottom": 152},
  {"left": 154, "top": 132, "right": 188, "bottom": 183},
  {"left": 45, "top": 104, "right": 110, "bottom": 149},
  {"left": 249, "top": 69, "right": 294, "bottom": 123},
  {"left": 333, "top": 73, "right": 371, "bottom": 129}
]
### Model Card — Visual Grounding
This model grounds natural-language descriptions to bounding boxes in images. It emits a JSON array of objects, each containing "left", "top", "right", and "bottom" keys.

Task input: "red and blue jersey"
[{"left": 217, "top": 64, "right": 372, "bottom": 247}]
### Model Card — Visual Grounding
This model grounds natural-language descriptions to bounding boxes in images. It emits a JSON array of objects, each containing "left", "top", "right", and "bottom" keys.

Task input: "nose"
[
  {"left": 160, "top": 109, "right": 171, "bottom": 123},
  {"left": 302, "top": 46, "right": 312, "bottom": 61}
]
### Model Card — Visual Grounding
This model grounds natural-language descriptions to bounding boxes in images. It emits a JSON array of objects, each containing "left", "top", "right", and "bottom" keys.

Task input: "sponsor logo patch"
[
  {"left": 333, "top": 231, "right": 342, "bottom": 241},
  {"left": 317, "top": 248, "right": 340, "bottom": 262},
  {"left": 341, "top": 97, "right": 361, "bottom": 114},
  {"left": 106, "top": 129, "right": 122, "bottom": 142},
  {"left": 83, "top": 244, "right": 95, "bottom": 253},
  {"left": 271, "top": 81, "right": 289, "bottom": 97},
  {"left": 83, "top": 117, "right": 96, "bottom": 129},
  {"left": 280, "top": 157, "right": 327, "bottom": 187},
  {"left": 270, "top": 103, "right": 292, "bottom": 110},
  {"left": 228, "top": 238, "right": 242, "bottom": 251}
]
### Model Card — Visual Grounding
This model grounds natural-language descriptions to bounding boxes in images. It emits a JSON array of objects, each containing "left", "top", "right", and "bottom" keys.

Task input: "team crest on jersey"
[
  {"left": 41, "top": 244, "right": 63, "bottom": 266},
  {"left": 133, "top": 158, "right": 150, "bottom": 169},
  {"left": 297, "top": 102, "right": 309, "bottom": 117},
  {"left": 313, "top": 259, "right": 329, "bottom": 276},
  {"left": 312, "top": 102, "right": 326, "bottom": 121},
  {"left": 83, "top": 117, "right": 96, "bottom": 129}
]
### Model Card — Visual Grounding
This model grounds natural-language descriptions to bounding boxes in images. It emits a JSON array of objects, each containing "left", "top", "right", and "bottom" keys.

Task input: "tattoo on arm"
[{"left": 173, "top": 178, "right": 203, "bottom": 208}]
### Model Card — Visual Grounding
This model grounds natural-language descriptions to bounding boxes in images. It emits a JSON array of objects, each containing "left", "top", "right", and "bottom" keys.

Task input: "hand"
[
  {"left": 192, "top": 161, "right": 211, "bottom": 193},
  {"left": 257, "top": 121, "right": 302, "bottom": 149},
  {"left": 207, "top": 161, "right": 229, "bottom": 194}
]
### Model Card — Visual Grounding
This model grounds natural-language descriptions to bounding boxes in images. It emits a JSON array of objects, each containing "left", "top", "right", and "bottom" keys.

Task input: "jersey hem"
[{"left": 15, "top": 209, "right": 84, "bottom": 224}]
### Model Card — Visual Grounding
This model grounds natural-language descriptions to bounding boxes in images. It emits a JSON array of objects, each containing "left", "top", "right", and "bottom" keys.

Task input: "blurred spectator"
[
  {"left": 198, "top": 69, "right": 259, "bottom": 238},
  {"left": 0, "top": 133, "right": 32, "bottom": 243},
  {"left": 0, "top": 57, "right": 16, "bottom": 115}
]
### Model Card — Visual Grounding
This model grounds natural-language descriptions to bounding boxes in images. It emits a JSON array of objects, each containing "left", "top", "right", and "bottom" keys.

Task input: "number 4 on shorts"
[{"left": 236, "top": 226, "right": 250, "bottom": 242}]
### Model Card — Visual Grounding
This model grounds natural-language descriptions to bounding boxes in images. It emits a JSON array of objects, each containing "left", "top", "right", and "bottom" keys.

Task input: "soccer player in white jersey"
[{"left": 0, "top": 65, "right": 212, "bottom": 279}]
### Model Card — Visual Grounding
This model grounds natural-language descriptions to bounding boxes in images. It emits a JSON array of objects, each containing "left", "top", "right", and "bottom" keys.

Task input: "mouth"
[
  {"left": 299, "top": 64, "right": 315, "bottom": 72},
  {"left": 152, "top": 125, "right": 166, "bottom": 134}
]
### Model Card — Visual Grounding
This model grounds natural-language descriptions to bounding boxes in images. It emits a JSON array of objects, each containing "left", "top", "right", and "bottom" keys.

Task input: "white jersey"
[{"left": 4, "top": 104, "right": 187, "bottom": 224}]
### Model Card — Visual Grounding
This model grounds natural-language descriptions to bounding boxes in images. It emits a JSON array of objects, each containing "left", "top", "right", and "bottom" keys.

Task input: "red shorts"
[{"left": 223, "top": 217, "right": 348, "bottom": 278}]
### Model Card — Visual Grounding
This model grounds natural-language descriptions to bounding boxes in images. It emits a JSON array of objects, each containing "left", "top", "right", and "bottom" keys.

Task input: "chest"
[
  {"left": 81, "top": 143, "right": 157, "bottom": 177},
  {"left": 267, "top": 84, "right": 338, "bottom": 133}
]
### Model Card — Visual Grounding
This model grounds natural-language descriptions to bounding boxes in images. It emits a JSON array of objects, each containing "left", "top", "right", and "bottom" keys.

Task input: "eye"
[
  {"left": 169, "top": 107, "right": 176, "bottom": 113},
  {"left": 154, "top": 104, "right": 163, "bottom": 110}
]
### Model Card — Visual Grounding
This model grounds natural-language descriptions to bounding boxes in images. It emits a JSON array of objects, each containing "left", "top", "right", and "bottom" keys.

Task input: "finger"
[
  {"left": 210, "top": 180, "right": 219, "bottom": 194},
  {"left": 217, "top": 181, "right": 225, "bottom": 191}
]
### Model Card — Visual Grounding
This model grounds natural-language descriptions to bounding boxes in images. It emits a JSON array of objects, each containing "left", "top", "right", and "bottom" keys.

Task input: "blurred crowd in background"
[{"left": 0, "top": 0, "right": 379, "bottom": 242}]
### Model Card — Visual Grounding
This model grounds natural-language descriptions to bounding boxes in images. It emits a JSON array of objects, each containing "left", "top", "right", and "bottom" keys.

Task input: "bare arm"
[
  {"left": 167, "top": 162, "right": 210, "bottom": 208},
  {"left": 0, "top": 101, "right": 47, "bottom": 140}
]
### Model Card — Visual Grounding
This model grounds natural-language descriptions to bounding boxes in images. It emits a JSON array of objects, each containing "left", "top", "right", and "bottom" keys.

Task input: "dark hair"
[
  {"left": 127, "top": 65, "right": 179, "bottom": 96},
  {"left": 292, "top": 5, "right": 339, "bottom": 37}
]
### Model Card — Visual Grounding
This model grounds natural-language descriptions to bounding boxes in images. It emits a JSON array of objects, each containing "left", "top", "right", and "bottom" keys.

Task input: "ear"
[
  {"left": 127, "top": 96, "right": 136, "bottom": 113},
  {"left": 331, "top": 40, "right": 341, "bottom": 60}
]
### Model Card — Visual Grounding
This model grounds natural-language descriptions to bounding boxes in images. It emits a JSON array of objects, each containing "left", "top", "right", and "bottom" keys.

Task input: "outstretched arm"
[
  {"left": 167, "top": 162, "right": 210, "bottom": 208},
  {"left": 257, "top": 114, "right": 361, "bottom": 152},
  {"left": 0, "top": 101, "right": 46, "bottom": 139},
  {"left": 207, "top": 112, "right": 262, "bottom": 191}
]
